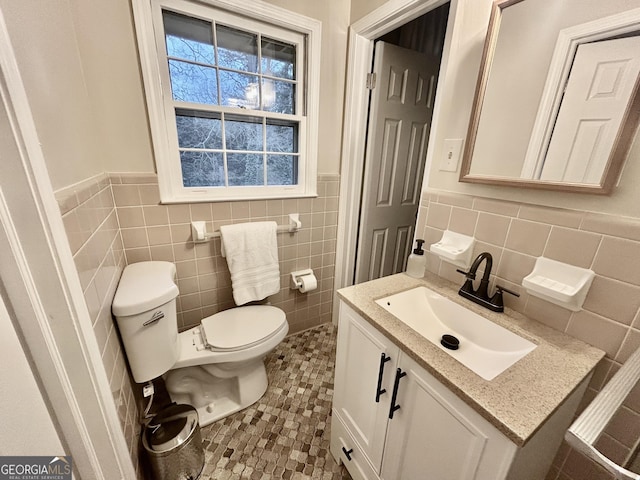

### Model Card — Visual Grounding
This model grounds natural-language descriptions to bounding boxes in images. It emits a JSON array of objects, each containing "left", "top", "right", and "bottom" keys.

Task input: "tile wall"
[
  {"left": 57, "top": 172, "right": 340, "bottom": 477},
  {"left": 55, "top": 174, "right": 142, "bottom": 477},
  {"left": 416, "top": 190, "right": 640, "bottom": 480},
  {"left": 110, "top": 173, "right": 339, "bottom": 334}
]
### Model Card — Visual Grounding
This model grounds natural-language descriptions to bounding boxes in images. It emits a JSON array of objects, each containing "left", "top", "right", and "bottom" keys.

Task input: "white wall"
[
  {"left": 350, "top": 0, "right": 388, "bottom": 23},
  {"left": 0, "top": 0, "right": 107, "bottom": 190},
  {"left": 9, "top": 0, "right": 639, "bottom": 209},
  {"left": 0, "top": 0, "right": 155, "bottom": 189},
  {"left": 264, "top": 0, "right": 350, "bottom": 174},
  {"left": 0, "top": 295, "right": 64, "bottom": 455},
  {"left": 3, "top": 0, "right": 349, "bottom": 190},
  {"left": 69, "top": 0, "right": 155, "bottom": 176}
]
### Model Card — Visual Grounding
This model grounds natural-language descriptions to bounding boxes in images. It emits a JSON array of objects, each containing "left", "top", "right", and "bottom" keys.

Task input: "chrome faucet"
[{"left": 456, "top": 252, "right": 519, "bottom": 312}]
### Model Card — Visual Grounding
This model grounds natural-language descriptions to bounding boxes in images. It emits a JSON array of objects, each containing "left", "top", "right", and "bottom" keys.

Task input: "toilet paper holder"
[{"left": 290, "top": 269, "right": 315, "bottom": 290}]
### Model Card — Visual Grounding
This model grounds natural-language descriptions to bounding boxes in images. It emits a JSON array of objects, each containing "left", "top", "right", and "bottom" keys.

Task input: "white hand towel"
[{"left": 219, "top": 222, "right": 280, "bottom": 305}]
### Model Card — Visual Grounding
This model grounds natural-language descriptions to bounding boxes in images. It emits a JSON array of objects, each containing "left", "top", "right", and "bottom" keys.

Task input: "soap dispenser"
[{"left": 406, "top": 239, "right": 426, "bottom": 278}]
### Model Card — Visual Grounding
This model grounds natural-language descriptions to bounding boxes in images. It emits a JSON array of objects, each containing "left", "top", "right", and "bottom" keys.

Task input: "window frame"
[{"left": 132, "top": 0, "right": 321, "bottom": 203}]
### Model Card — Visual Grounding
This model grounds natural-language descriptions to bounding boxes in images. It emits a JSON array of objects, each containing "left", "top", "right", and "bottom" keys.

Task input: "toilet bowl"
[
  {"left": 112, "top": 261, "right": 288, "bottom": 426},
  {"left": 165, "top": 305, "right": 288, "bottom": 425}
]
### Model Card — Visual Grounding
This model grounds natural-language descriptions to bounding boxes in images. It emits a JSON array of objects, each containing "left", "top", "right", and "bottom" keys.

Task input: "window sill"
[{"left": 158, "top": 190, "right": 318, "bottom": 204}]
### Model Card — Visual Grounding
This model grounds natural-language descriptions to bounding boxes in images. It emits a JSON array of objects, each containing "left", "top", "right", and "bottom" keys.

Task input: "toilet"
[{"left": 112, "top": 261, "right": 288, "bottom": 426}]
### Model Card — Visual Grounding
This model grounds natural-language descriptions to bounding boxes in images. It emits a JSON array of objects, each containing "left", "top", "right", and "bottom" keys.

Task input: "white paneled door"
[
  {"left": 540, "top": 36, "right": 640, "bottom": 183},
  {"left": 355, "top": 41, "right": 436, "bottom": 284}
]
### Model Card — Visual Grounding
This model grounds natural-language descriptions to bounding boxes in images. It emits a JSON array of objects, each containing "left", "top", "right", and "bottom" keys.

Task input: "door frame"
[
  {"left": 0, "top": 7, "right": 135, "bottom": 479},
  {"left": 334, "top": 0, "right": 457, "bottom": 315}
]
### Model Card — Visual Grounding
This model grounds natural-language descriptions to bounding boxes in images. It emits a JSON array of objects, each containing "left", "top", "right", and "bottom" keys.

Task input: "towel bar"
[{"left": 191, "top": 213, "right": 301, "bottom": 243}]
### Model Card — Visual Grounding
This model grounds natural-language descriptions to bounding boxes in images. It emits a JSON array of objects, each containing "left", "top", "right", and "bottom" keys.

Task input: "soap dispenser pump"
[{"left": 406, "top": 239, "right": 426, "bottom": 278}]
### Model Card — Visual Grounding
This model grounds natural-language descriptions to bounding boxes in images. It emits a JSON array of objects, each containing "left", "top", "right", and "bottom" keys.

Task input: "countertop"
[{"left": 336, "top": 273, "right": 606, "bottom": 446}]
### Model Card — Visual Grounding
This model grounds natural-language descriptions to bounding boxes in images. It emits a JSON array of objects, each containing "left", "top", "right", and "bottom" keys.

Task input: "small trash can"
[{"left": 142, "top": 404, "right": 204, "bottom": 480}]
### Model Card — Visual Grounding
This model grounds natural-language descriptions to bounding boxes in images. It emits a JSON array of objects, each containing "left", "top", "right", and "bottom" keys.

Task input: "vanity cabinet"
[
  {"left": 331, "top": 300, "right": 587, "bottom": 480},
  {"left": 332, "top": 300, "right": 400, "bottom": 472}
]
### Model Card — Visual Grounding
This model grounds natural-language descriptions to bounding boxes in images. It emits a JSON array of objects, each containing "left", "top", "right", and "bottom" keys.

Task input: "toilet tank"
[{"left": 112, "top": 261, "right": 180, "bottom": 383}]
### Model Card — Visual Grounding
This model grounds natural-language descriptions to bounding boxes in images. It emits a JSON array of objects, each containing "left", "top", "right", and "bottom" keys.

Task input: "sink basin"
[{"left": 375, "top": 286, "right": 536, "bottom": 380}]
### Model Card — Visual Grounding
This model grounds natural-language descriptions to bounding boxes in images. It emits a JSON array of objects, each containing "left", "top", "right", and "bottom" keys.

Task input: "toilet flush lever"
[{"left": 143, "top": 311, "right": 164, "bottom": 327}]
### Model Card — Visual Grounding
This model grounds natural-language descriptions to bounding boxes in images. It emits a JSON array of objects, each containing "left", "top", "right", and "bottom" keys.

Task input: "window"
[{"left": 133, "top": 0, "right": 320, "bottom": 202}]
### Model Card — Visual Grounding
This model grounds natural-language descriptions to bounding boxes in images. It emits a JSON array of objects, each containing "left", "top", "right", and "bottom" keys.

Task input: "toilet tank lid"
[{"left": 112, "top": 262, "right": 179, "bottom": 317}]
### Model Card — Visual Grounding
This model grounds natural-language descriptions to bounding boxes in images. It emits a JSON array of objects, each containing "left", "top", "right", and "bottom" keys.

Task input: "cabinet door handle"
[
  {"left": 342, "top": 446, "right": 354, "bottom": 461},
  {"left": 388, "top": 368, "right": 407, "bottom": 419},
  {"left": 375, "top": 353, "right": 392, "bottom": 403}
]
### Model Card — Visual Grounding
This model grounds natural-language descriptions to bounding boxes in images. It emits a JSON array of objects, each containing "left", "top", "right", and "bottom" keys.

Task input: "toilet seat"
[
  {"left": 200, "top": 305, "right": 286, "bottom": 352},
  {"left": 172, "top": 305, "right": 289, "bottom": 370}
]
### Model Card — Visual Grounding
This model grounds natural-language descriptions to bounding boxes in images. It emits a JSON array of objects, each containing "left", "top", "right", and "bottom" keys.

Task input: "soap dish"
[
  {"left": 429, "top": 230, "right": 475, "bottom": 269},
  {"left": 522, "top": 257, "right": 595, "bottom": 312}
]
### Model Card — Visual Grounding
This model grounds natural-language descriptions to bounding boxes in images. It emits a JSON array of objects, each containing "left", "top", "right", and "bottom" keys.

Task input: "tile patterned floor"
[{"left": 198, "top": 323, "right": 352, "bottom": 480}]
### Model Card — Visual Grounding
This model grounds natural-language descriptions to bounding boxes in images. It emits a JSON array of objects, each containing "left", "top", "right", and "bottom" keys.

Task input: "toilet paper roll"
[{"left": 298, "top": 274, "right": 318, "bottom": 293}]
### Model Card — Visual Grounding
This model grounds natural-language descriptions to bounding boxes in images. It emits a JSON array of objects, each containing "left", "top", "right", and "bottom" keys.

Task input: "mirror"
[{"left": 460, "top": 0, "right": 640, "bottom": 194}]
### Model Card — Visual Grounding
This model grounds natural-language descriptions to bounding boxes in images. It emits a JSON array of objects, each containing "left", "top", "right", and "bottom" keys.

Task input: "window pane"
[
  {"left": 261, "top": 79, "right": 277, "bottom": 111},
  {"left": 266, "top": 121, "right": 297, "bottom": 152},
  {"left": 219, "top": 71, "right": 260, "bottom": 109},
  {"left": 169, "top": 60, "right": 218, "bottom": 104},
  {"left": 263, "top": 79, "right": 294, "bottom": 114},
  {"left": 180, "top": 151, "right": 225, "bottom": 187},
  {"left": 157, "top": 10, "right": 308, "bottom": 197},
  {"left": 216, "top": 25, "right": 258, "bottom": 73},
  {"left": 227, "top": 153, "right": 264, "bottom": 186},
  {"left": 261, "top": 37, "right": 295, "bottom": 80},
  {"left": 267, "top": 155, "right": 297, "bottom": 185},
  {"left": 176, "top": 111, "right": 222, "bottom": 149},
  {"left": 225, "top": 115, "right": 263, "bottom": 151},
  {"left": 163, "top": 11, "right": 215, "bottom": 64}
]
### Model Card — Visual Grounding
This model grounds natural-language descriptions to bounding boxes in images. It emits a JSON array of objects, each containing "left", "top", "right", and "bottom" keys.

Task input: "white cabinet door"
[
  {"left": 333, "top": 302, "right": 400, "bottom": 471},
  {"left": 381, "top": 354, "right": 516, "bottom": 480}
]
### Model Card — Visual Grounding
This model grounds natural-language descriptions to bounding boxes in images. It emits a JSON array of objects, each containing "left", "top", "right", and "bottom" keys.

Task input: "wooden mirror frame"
[{"left": 459, "top": 0, "right": 640, "bottom": 194}]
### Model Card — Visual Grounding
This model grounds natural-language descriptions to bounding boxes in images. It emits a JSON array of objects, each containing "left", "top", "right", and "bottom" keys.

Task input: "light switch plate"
[{"left": 440, "top": 138, "right": 464, "bottom": 172}]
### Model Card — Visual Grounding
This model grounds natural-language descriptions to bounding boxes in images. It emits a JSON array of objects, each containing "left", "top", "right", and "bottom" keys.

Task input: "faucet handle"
[
  {"left": 456, "top": 268, "right": 476, "bottom": 280},
  {"left": 489, "top": 285, "right": 520, "bottom": 312},
  {"left": 495, "top": 285, "right": 520, "bottom": 298}
]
